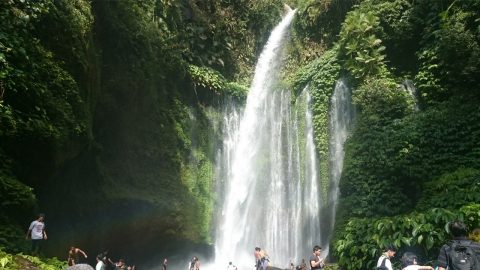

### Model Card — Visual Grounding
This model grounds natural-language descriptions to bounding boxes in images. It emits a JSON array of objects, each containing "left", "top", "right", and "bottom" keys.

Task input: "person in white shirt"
[
  {"left": 96, "top": 255, "right": 106, "bottom": 270},
  {"left": 376, "top": 245, "right": 396, "bottom": 270},
  {"left": 401, "top": 252, "right": 433, "bottom": 270},
  {"left": 26, "top": 213, "right": 47, "bottom": 255}
]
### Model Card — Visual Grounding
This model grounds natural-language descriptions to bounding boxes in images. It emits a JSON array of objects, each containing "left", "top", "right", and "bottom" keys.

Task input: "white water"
[
  {"left": 213, "top": 9, "right": 323, "bottom": 270},
  {"left": 402, "top": 79, "right": 418, "bottom": 111},
  {"left": 326, "top": 79, "right": 355, "bottom": 246}
]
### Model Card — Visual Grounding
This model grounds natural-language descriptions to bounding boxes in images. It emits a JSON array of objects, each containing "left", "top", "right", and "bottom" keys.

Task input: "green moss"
[{"left": 291, "top": 48, "right": 341, "bottom": 197}]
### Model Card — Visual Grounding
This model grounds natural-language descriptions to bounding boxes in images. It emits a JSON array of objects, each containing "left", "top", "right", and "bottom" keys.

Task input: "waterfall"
[
  {"left": 213, "top": 9, "right": 323, "bottom": 269},
  {"left": 326, "top": 79, "right": 355, "bottom": 247},
  {"left": 402, "top": 79, "right": 419, "bottom": 111}
]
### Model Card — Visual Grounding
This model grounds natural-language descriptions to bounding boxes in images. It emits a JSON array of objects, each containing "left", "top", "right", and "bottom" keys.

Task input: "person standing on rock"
[{"left": 26, "top": 213, "right": 47, "bottom": 256}]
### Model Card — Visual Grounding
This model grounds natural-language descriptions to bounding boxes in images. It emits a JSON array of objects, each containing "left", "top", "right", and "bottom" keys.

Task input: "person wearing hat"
[
  {"left": 309, "top": 245, "right": 325, "bottom": 269},
  {"left": 26, "top": 213, "right": 47, "bottom": 255}
]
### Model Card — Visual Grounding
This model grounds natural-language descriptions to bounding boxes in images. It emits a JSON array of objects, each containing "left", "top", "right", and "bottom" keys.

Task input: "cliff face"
[{"left": 0, "top": 0, "right": 282, "bottom": 263}]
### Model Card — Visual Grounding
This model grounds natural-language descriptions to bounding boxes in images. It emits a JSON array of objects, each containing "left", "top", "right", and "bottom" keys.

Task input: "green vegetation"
[
  {"left": 1, "top": 0, "right": 479, "bottom": 268},
  {"left": 290, "top": 49, "right": 340, "bottom": 196},
  {"left": 290, "top": 0, "right": 480, "bottom": 269},
  {"left": 0, "top": 0, "right": 283, "bottom": 262},
  {"left": 188, "top": 64, "right": 248, "bottom": 100},
  {"left": 0, "top": 248, "right": 66, "bottom": 270},
  {"left": 335, "top": 204, "right": 480, "bottom": 269},
  {"left": 338, "top": 9, "right": 387, "bottom": 79}
]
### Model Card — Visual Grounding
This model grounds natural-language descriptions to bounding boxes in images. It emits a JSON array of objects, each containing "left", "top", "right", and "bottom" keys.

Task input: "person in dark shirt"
[
  {"left": 309, "top": 245, "right": 325, "bottom": 270},
  {"left": 254, "top": 247, "right": 262, "bottom": 270},
  {"left": 437, "top": 220, "right": 480, "bottom": 270}
]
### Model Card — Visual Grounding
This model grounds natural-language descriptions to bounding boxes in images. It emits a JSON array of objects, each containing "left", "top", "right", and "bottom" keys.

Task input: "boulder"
[{"left": 68, "top": 264, "right": 94, "bottom": 270}]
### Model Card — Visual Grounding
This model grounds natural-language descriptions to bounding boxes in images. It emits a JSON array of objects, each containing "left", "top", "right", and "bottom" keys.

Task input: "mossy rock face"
[{"left": 0, "top": 0, "right": 286, "bottom": 262}]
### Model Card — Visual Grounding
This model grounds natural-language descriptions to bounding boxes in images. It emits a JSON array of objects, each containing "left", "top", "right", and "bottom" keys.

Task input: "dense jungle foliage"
[
  {"left": 0, "top": 0, "right": 283, "bottom": 266},
  {"left": 1, "top": 0, "right": 479, "bottom": 269},
  {"left": 290, "top": 0, "right": 480, "bottom": 269}
]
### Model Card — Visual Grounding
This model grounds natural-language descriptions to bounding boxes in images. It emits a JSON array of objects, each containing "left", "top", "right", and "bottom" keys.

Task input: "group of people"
[
  {"left": 26, "top": 213, "right": 479, "bottom": 270},
  {"left": 376, "top": 220, "right": 480, "bottom": 270},
  {"left": 95, "top": 252, "right": 136, "bottom": 270},
  {"left": 254, "top": 247, "right": 270, "bottom": 270},
  {"left": 255, "top": 220, "right": 479, "bottom": 270},
  {"left": 26, "top": 214, "right": 137, "bottom": 270},
  {"left": 66, "top": 248, "right": 137, "bottom": 270}
]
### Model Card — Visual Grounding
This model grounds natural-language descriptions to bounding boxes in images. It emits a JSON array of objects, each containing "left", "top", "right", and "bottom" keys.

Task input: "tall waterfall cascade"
[{"left": 213, "top": 9, "right": 323, "bottom": 269}]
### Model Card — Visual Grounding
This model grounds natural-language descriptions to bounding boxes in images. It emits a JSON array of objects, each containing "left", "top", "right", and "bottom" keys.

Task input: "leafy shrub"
[
  {"left": 19, "top": 255, "right": 67, "bottom": 270},
  {"left": 294, "top": 0, "right": 360, "bottom": 46},
  {"left": 0, "top": 173, "right": 35, "bottom": 217},
  {"left": 417, "top": 168, "right": 480, "bottom": 210},
  {"left": 353, "top": 76, "right": 413, "bottom": 123},
  {"left": 188, "top": 65, "right": 226, "bottom": 93},
  {"left": 0, "top": 248, "right": 16, "bottom": 269},
  {"left": 154, "top": 0, "right": 282, "bottom": 80},
  {"left": 415, "top": 0, "right": 480, "bottom": 106},
  {"left": 0, "top": 248, "right": 67, "bottom": 270},
  {"left": 0, "top": 0, "right": 87, "bottom": 180},
  {"left": 225, "top": 82, "right": 248, "bottom": 101},
  {"left": 338, "top": 8, "right": 387, "bottom": 79},
  {"left": 188, "top": 64, "right": 248, "bottom": 100},
  {"left": 333, "top": 204, "right": 480, "bottom": 270}
]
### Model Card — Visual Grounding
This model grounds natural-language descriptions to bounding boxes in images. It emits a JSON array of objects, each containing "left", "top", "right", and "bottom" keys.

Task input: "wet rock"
[{"left": 68, "top": 264, "right": 94, "bottom": 270}]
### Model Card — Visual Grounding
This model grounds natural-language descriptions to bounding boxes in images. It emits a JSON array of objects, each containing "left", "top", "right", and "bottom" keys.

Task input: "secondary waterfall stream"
[
  {"left": 213, "top": 9, "right": 322, "bottom": 269},
  {"left": 326, "top": 79, "right": 355, "bottom": 245}
]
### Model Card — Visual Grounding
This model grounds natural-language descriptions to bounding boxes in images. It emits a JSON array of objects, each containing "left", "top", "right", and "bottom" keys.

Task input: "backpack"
[
  {"left": 376, "top": 257, "right": 389, "bottom": 270},
  {"left": 448, "top": 240, "right": 479, "bottom": 270}
]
